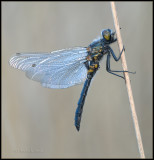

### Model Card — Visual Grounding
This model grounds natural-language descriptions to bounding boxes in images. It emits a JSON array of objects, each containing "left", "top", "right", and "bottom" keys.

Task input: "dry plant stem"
[{"left": 110, "top": 2, "right": 145, "bottom": 158}]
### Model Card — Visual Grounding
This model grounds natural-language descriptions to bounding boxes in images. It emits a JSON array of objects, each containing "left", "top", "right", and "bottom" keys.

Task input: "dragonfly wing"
[{"left": 9, "top": 47, "right": 88, "bottom": 88}]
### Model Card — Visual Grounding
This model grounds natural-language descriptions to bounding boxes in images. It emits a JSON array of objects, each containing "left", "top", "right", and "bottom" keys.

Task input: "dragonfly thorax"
[{"left": 87, "top": 38, "right": 108, "bottom": 59}]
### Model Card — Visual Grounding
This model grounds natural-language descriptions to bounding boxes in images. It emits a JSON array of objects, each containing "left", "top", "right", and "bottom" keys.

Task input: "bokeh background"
[{"left": 2, "top": 2, "right": 152, "bottom": 158}]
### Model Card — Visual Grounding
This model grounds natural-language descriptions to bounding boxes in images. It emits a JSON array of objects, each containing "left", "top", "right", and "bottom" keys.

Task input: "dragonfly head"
[{"left": 101, "top": 29, "right": 116, "bottom": 43}]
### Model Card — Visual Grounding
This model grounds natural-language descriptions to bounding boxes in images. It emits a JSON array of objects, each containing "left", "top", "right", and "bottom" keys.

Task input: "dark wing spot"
[{"left": 32, "top": 64, "right": 36, "bottom": 67}]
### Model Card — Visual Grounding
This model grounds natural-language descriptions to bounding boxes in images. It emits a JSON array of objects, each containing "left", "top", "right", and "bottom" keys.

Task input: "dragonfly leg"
[
  {"left": 106, "top": 54, "right": 126, "bottom": 79},
  {"left": 110, "top": 46, "right": 125, "bottom": 61},
  {"left": 106, "top": 47, "right": 136, "bottom": 79}
]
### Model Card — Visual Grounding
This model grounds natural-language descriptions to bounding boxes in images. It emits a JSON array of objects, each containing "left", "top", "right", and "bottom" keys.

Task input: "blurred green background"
[{"left": 2, "top": 2, "right": 152, "bottom": 158}]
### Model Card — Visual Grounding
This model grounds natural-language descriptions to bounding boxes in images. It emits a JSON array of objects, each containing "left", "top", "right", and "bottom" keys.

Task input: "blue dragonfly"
[{"left": 9, "top": 29, "right": 135, "bottom": 131}]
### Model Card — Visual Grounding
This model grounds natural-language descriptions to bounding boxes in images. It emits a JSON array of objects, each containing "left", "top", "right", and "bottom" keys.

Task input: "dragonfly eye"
[{"left": 101, "top": 29, "right": 112, "bottom": 41}]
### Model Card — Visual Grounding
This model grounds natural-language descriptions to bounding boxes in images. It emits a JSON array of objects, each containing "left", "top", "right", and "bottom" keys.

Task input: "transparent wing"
[{"left": 9, "top": 47, "right": 88, "bottom": 88}]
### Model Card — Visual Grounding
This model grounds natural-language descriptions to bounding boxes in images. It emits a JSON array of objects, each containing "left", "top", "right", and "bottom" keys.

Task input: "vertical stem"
[{"left": 110, "top": 2, "right": 145, "bottom": 158}]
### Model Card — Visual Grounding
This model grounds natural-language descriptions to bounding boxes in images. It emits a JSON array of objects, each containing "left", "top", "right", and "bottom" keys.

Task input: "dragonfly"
[{"left": 9, "top": 29, "right": 135, "bottom": 131}]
